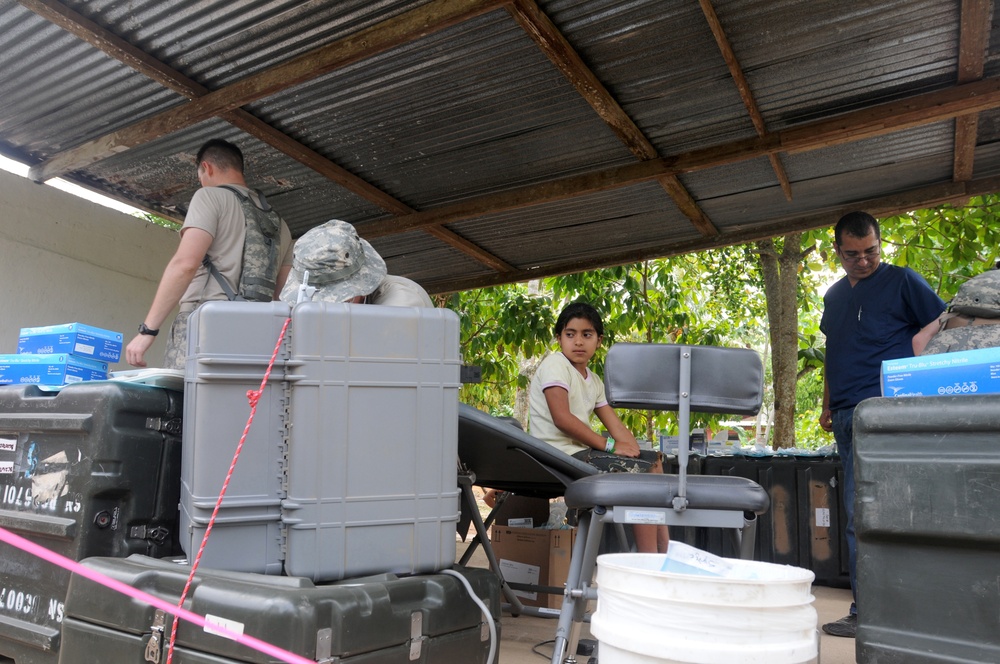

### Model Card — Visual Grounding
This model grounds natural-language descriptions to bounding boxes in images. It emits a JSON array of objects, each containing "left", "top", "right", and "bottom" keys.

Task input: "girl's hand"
[{"left": 613, "top": 438, "right": 641, "bottom": 458}]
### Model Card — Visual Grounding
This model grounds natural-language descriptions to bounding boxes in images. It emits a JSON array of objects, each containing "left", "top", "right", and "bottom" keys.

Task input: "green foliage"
[
  {"left": 880, "top": 195, "right": 1000, "bottom": 298},
  {"left": 135, "top": 212, "right": 181, "bottom": 230},
  {"left": 450, "top": 195, "right": 1000, "bottom": 449},
  {"left": 451, "top": 284, "right": 555, "bottom": 415}
]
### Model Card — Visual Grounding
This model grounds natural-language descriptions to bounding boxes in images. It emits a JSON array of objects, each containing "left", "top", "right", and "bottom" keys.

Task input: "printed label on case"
[
  {"left": 0, "top": 437, "right": 15, "bottom": 452},
  {"left": 816, "top": 507, "right": 831, "bottom": 528},
  {"left": 205, "top": 614, "right": 245, "bottom": 640}
]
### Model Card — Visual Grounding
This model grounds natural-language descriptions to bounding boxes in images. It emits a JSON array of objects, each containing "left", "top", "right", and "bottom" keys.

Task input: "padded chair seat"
[{"left": 563, "top": 472, "right": 770, "bottom": 515}]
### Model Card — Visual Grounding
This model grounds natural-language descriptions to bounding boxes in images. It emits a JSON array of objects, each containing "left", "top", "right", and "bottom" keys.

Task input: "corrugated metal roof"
[{"left": 1, "top": 0, "right": 998, "bottom": 293}]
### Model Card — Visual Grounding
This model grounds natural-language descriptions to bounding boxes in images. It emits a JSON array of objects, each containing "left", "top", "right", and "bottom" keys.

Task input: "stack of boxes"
[{"left": 0, "top": 322, "right": 122, "bottom": 385}]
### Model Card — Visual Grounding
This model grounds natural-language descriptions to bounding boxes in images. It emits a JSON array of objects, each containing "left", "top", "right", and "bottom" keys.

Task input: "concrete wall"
[{"left": 0, "top": 169, "right": 178, "bottom": 371}]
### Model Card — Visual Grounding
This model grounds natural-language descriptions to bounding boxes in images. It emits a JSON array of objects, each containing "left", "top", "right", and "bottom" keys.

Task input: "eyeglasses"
[{"left": 839, "top": 246, "right": 880, "bottom": 265}]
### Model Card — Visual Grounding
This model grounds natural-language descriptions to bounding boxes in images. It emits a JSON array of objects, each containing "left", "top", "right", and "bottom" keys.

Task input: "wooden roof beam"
[
  {"left": 507, "top": 0, "right": 719, "bottom": 237},
  {"left": 422, "top": 174, "right": 1000, "bottom": 294},
  {"left": 28, "top": 0, "right": 507, "bottom": 183},
  {"left": 21, "top": 0, "right": 514, "bottom": 272},
  {"left": 952, "top": 0, "right": 992, "bottom": 182},
  {"left": 361, "top": 75, "right": 1000, "bottom": 239},
  {"left": 699, "top": 0, "right": 792, "bottom": 201}
]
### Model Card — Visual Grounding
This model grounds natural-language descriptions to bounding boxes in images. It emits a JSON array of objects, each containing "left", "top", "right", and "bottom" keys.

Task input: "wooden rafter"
[
  {"left": 360, "top": 75, "right": 1000, "bottom": 239},
  {"left": 952, "top": 0, "right": 992, "bottom": 182},
  {"left": 699, "top": 0, "right": 791, "bottom": 201},
  {"left": 28, "top": 0, "right": 506, "bottom": 183},
  {"left": 423, "top": 173, "right": 1000, "bottom": 294},
  {"left": 19, "top": 0, "right": 515, "bottom": 272},
  {"left": 507, "top": 0, "right": 720, "bottom": 237}
]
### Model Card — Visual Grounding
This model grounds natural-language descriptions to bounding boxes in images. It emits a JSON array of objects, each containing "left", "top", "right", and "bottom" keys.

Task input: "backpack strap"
[
  {"left": 217, "top": 183, "right": 273, "bottom": 213},
  {"left": 202, "top": 255, "right": 241, "bottom": 301}
]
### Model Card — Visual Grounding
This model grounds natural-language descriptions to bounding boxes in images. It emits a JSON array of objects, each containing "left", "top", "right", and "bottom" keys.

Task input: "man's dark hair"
[
  {"left": 196, "top": 139, "right": 244, "bottom": 173},
  {"left": 835, "top": 211, "right": 880, "bottom": 245},
  {"left": 555, "top": 301, "right": 604, "bottom": 338}
]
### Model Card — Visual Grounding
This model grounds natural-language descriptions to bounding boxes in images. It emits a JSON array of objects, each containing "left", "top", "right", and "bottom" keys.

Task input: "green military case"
[
  {"left": 855, "top": 395, "right": 1000, "bottom": 663},
  {"left": 58, "top": 555, "right": 500, "bottom": 664}
]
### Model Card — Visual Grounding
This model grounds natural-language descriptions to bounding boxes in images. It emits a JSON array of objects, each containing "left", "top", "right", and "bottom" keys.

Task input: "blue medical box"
[
  {"left": 0, "top": 353, "right": 109, "bottom": 385},
  {"left": 18, "top": 322, "right": 123, "bottom": 362},
  {"left": 881, "top": 347, "right": 1000, "bottom": 397}
]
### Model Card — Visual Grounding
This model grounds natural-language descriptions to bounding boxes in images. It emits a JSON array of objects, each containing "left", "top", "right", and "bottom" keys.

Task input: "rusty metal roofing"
[{"left": 1, "top": 0, "right": 999, "bottom": 293}]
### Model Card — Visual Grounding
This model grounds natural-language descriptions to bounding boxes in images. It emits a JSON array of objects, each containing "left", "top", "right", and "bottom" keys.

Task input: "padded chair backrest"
[{"left": 604, "top": 343, "right": 763, "bottom": 415}]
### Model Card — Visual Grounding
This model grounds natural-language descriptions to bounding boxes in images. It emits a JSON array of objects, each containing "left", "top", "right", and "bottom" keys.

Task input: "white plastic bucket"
[{"left": 590, "top": 545, "right": 818, "bottom": 664}]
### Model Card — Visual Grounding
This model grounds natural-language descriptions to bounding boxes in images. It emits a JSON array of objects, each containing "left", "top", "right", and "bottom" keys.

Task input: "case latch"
[
  {"left": 409, "top": 611, "right": 426, "bottom": 660},
  {"left": 144, "top": 609, "right": 166, "bottom": 663}
]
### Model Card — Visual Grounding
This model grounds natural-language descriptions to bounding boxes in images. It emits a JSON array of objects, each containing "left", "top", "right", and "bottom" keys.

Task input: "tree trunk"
[{"left": 756, "top": 233, "right": 806, "bottom": 449}]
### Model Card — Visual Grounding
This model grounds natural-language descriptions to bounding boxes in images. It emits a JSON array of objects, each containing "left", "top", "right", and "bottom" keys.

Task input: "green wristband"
[{"left": 605, "top": 437, "right": 616, "bottom": 453}]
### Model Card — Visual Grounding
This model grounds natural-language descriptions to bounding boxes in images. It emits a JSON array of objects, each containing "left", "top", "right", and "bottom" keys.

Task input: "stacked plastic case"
[
  {"left": 855, "top": 395, "right": 1000, "bottom": 663},
  {"left": 58, "top": 555, "right": 500, "bottom": 664},
  {"left": 0, "top": 382, "right": 183, "bottom": 664},
  {"left": 180, "top": 301, "right": 462, "bottom": 581}
]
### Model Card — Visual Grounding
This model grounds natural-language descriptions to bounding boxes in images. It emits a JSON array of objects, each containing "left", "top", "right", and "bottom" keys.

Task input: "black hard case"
[
  {"left": 58, "top": 555, "right": 500, "bottom": 664},
  {"left": 700, "top": 455, "right": 849, "bottom": 587},
  {"left": 855, "top": 395, "right": 1000, "bottom": 663},
  {"left": 0, "top": 382, "right": 183, "bottom": 663}
]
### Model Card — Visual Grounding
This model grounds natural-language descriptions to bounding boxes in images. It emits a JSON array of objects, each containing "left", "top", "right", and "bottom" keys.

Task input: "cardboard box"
[
  {"left": 491, "top": 526, "right": 576, "bottom": 609},
  {"left": 881, "top": 347, "right": 1000, "bottom": 397},
  {"left": 491, "top": 494, "right": 551, "bottom": 528},
  {"left": 0, "top": 353, "right": 109, "bottom": 385},
  {"left": 19, "top": 322, "right": 123, "bottom": 362}
]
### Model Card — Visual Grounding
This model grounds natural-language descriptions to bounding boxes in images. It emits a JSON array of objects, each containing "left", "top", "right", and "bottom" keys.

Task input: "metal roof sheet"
[{"left": 0, "top": 0, "right": 997, "bottom": 293}]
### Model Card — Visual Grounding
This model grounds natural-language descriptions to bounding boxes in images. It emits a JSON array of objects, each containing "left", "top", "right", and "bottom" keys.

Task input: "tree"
[{"left": 756, "top": 234, "right": 814, "bottom": 449}]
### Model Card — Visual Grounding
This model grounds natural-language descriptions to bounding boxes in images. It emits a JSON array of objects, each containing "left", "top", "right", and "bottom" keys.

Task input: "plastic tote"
[{"left": 591, "top": 543, "right": 818, "bottom": 664}]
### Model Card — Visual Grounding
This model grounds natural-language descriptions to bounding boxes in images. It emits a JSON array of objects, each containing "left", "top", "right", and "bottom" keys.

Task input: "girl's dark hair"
[{"left": 555, "top": 301, "right": 604, "bottom": 337}]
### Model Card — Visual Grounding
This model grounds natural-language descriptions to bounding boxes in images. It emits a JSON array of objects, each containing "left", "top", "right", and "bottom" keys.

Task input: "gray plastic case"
[
  {"left": 180, "top": 301, "right": 292, "bottom": 574},
  {"left": 180, "top": 301, "right": 461, "bottom": 581},
  {"left": 282, "top": 301, "right": 461, "bottom": 581}
]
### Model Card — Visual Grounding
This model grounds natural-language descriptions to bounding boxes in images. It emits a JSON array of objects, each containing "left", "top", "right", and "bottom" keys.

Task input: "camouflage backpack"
[
  {"left": 921, "top": 268, "right": 1000, "bottom": 355},
  {"left": 202, "top": 185, "right": 282, "bottom": 302}
]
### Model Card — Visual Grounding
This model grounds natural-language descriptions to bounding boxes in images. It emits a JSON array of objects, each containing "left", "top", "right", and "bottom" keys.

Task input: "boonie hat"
[{"left": 279, "top": 220, "right": 387, "bottom": 304}]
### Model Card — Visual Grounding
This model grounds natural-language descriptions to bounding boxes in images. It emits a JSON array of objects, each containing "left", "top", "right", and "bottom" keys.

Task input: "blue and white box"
[
  {"left": 881, "top": 347, "right": 1000, "bottom": 397},
  {"left": 18, "top": 322, "right": 123, "bottom": 362},
  {"left": 0, "top": 353, "right": 109, "bottom": 385}
]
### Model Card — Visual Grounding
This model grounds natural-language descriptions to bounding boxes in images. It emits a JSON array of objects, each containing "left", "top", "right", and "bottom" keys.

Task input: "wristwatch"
[{"left": 138, "top": 322, "right": 159, "bottom": 337}]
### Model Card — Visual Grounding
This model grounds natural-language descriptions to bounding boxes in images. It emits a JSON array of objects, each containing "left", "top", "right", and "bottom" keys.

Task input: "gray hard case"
[{"left": 180, "top": 301, "right": 461, "bottom": 581}]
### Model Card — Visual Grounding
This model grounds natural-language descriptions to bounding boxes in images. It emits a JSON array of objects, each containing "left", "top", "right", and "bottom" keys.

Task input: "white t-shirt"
[
  {"left": 528, "top": 352, "right": 608, "bottom": 456},
  {"left": 179, "top": 185, "right": 293, "bottom": 308},
  {"left": 371, "top": 275, "right": 434, "bottom": 308}
]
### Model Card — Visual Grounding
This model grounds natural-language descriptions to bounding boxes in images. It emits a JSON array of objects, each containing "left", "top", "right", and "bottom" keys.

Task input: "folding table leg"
[{"left": 456, "top": 479, "right": 528, "bottom": 614}]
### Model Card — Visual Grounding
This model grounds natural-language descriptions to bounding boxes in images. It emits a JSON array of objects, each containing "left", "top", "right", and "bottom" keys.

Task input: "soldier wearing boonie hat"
[
  {"left": 280, "top": 220, "right": 386, "bottom": 303},
  {"left": 279, "top": 220, "right": 433, "bottom": 308}
]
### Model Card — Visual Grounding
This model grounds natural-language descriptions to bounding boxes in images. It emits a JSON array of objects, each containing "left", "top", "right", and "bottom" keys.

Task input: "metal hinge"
[
  {"left": 315, "top": 627, "right": 339, "bottom": 663},
  {"left": 145, "top": 417, "right": 182, "bottom": 435},
  {"left": 131, "top": 524, "right": 170, "bottom": 545},
  {"left": 409, "top": 612, "right": 427, "bottom": 660},
  {"left": 144, "top": 609, "right": 166, "bottom": 663}
]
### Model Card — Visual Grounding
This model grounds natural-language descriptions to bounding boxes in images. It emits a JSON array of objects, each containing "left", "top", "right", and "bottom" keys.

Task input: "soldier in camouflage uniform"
[
  {"left": 124, "top": 139, "right": 294, "bottom": 370},
  {"left": 279, "top": 220, "right": 433, "bottom": 308},
  {"left": 922, "top": 267, "right": 1000, "bottom": 355}
]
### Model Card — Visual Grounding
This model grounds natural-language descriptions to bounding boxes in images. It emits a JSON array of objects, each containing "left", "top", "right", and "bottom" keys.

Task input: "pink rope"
[
  {"left": 166, "top": 316, "right": 292, "bottom": 663},
  {"left": 0, "top": 526, "right": 313, "bottom": 664}
]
